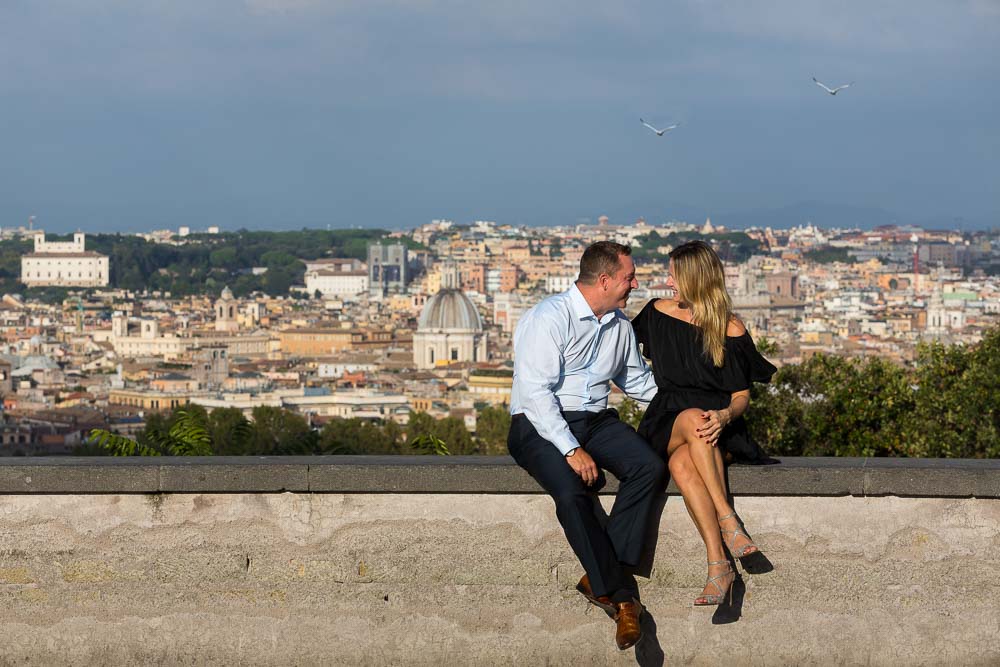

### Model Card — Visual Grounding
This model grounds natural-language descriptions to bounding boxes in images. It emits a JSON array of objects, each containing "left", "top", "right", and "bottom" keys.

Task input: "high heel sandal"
[
  {"left": 693, "top": 560, "right": 733, "bottom": 606},
  {"left": 718, "top": 512, "right": 760, "bottom": 558}
]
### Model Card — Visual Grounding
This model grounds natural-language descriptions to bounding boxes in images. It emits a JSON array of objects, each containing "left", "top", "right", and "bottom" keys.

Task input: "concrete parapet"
[
  {"left": 0, "top": 456, "right": 998, "bottom": 497},
  {"left": 0, "top": 457, "right": 997, "bottom": 665}
]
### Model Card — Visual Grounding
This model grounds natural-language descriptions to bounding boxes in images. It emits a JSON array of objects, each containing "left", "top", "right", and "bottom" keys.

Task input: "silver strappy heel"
[
  {"left": 718, "top": 512, "right": 760, "bottom": 558},
  {"left": 693, "top": 559, "right": 733, "bottom": 606}
]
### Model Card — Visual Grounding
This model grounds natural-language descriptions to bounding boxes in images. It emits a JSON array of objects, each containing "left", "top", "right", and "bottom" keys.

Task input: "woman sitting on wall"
[{"left": 631, "top": 240, "right": 776, "bottom": 606}]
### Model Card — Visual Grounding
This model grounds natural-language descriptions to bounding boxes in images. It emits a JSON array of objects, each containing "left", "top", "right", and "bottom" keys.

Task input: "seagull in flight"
[
  {"left": 640, "top": 118, "right": 679, "bottom": 136},
  {"left": 812, "top": 77, "right": 853, "bottom": 96}
]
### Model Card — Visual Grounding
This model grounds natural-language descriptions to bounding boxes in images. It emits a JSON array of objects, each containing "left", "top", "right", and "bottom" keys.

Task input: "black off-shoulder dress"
[{"left": 631, "top": 299, "right": 778, "bottom": 463}]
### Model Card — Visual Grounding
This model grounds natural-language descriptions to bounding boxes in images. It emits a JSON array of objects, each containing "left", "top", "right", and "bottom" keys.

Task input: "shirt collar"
[{"left": 568, "top": 283, "right": 617, "bottom": 324}]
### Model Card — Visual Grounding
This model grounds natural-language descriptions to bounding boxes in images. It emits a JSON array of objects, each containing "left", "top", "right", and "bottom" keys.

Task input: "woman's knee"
[{"left": 674, "top": 409, "right": 704, "bottom": 440}]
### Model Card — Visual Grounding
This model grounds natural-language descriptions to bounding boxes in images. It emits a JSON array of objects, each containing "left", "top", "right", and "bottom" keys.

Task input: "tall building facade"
[{"left": 368, "top": 243, "right": 409, "bottom": 296}]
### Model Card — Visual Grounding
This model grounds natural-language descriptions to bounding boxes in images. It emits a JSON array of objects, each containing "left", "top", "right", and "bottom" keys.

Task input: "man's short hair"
[{"left": 578, "top": 241, "right": 632, "bottom": 284}]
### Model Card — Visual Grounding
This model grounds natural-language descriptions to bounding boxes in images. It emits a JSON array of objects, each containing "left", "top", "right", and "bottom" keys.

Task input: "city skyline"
[{"left": 1, "top": 1, "right": 998, "bottom": 232}]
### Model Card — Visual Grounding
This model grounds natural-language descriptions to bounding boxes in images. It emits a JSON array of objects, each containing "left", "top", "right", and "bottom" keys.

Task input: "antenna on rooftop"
[{"left": 28, "top": 215, "right": 35, "bottom": 231}]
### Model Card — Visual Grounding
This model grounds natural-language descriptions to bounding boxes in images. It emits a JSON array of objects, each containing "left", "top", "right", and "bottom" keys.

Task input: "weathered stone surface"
[
  {"left": 306, "top": 455, "right": 539, "bottom": 493},
  {"left": 0, "top": 492, "right": 997, "bottom": 665},
  {"left": 158, "top": 458, "right": 309, "bottom": 492},
  {"left": 863, "top": 457, "right": 1000, "bottom": 498},
  {"left": 728, "top": 457, "right": 866, "bottom": 496},
  {"left": 0, "top": 458, "right": 158, "bottom": 493},
  {"left": 1, "top": 456, "right": 998, "bottom": 498}
]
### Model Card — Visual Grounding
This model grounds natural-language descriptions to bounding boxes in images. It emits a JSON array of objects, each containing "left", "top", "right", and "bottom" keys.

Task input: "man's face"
[{"left": 603, "top": 255, "right": 638, "bottom": 311}]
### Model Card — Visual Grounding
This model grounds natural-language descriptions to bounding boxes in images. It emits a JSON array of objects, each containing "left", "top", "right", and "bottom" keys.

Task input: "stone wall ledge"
[{"left": 1, "top": 455, "right": 998, "bottom": 497}]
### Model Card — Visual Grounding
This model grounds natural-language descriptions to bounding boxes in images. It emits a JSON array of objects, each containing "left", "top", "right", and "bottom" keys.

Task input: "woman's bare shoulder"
[{"left": 727, "top": 316, "right": 747, "bottom": 337}]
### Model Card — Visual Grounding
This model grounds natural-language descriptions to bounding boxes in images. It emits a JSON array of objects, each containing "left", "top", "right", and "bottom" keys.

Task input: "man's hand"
[{"left": 565, "top": 448, "right": 599, "bottom": 486}]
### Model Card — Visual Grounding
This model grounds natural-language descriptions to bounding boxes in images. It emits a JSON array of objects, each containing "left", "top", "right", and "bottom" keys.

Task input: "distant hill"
[
  {"left": 711, "top": 201, "right": 904, "bottom": 230},
  {"left": 605, "top": 200, "right": 994, "bottom": 231}
]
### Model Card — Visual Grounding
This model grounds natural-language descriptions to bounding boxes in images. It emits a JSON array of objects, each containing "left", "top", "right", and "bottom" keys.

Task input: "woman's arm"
[{"left": 697, "top": 389, "right": 750, "bottom": 446}]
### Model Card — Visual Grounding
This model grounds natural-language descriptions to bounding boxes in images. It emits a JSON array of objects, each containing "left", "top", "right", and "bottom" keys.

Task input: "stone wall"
[{"left": 0, "top": 457, "right": 997, "bottom": 666}]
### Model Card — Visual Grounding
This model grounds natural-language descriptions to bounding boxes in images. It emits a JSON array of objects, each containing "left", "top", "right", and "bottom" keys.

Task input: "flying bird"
[
  {"left": 812, "top": 77, "right": 853, "bottom": 96},
  {"left": 640, "top": 118, "right": 679, "bottom": 136}
]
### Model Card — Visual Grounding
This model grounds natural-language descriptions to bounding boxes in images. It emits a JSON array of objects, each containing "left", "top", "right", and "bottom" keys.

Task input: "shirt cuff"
[{"left": 553, "top": 435, "right": 581, "bottom": 457}]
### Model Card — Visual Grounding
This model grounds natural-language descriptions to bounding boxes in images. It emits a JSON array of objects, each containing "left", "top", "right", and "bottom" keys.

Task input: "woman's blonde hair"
[{"left": 669, "top": 240, "right": 733, "bottom": 367}]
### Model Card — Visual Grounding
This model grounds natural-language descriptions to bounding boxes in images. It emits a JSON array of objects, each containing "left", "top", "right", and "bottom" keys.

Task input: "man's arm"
[
  {"left": 512, "top": 309, "right": 581, "bottom": 456},
  {"left": 613, "top": 320, "right": 658, "bottom": 405}
]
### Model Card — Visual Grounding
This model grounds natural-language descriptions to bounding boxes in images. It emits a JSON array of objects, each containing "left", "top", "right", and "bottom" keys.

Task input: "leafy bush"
[{"left": 749, "top": 328, "right": 1000, "bottom": 458}]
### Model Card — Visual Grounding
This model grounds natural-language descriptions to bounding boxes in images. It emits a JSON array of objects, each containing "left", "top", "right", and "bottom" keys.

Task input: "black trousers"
[{"left": 507, "top": 409, "right": 666, "bottom": 600}]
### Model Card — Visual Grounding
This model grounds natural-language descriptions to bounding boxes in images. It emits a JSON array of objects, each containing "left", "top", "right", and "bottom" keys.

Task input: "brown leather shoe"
[
  {"left": 613, "top": 600, "right": 643, "bottom": 650},
  {"left": 576, "top": 574, "right": 616, "bottom": 615}
]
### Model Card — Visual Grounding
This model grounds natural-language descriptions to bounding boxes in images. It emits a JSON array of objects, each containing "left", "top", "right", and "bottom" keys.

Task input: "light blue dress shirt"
[{"left": 509, "top": 284, "right": 658, "bottom": 455}]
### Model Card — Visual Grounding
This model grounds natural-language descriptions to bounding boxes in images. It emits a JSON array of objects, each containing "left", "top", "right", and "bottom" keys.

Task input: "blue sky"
[{"left": 1, "top": 0, "right": 998, "bottom": 232}]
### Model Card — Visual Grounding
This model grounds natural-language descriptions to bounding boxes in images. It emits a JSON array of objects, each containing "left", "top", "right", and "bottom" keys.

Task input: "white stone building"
[
  {"left": 21, "top": 232, "right": 109, "bottom": 287},
  {"left": 304, "top": 260, "right": 369, "bottom": 298},
  {"left": 413, "top": 288, "right": 488, "bottom": 369}
]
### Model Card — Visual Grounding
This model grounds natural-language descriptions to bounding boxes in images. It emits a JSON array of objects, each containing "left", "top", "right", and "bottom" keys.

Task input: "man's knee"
[
  {"left": 552, "top": 486, "right": 592, "bottom": 518},
  {"left": 620, "top": 444, "right": 666, "bottom": 489},
  {"left": 643, "top": 453, "right": 667, "bottom": 486}
]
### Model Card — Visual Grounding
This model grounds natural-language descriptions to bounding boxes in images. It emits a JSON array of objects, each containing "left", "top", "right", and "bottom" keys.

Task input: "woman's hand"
[{"left": 697, "top": 408, "right": 731, "bottom": 446}]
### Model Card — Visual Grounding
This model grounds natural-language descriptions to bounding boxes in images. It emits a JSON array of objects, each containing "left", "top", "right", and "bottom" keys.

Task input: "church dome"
[
  {"left": 220, "top": 286, "right": 234, "bottom": 300},
  {"left": 417, "top": 289, "right": 482, "bottom": 331}
]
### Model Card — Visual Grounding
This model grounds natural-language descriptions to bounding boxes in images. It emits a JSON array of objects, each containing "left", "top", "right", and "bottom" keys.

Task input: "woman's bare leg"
[
  {"left": 678, "top": 411, "right": 757, "bottom": 556},
  {"left": 666, "top": 413, "right": 734, "bottom": 601},
  {"left": 668, "top": 445, "right": 724, "bottom": 560}
]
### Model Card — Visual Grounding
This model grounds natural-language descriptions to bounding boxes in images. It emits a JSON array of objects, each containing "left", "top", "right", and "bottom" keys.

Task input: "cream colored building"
[
  {"left": 191, "top": 388, "right": 410, "bottom": 422},
  {"left": 109, "top": 289, "right": 272, "bottom": 361},
  {"left": 303, "top": 259, "right": 368, "bottom": 298},
  {"left": 413, "top": 288, "right": 487, "bottom": 369},
  {"left": 467, "top": 372, "right": 513, "bottom": 404},
  {"left": 21, "top": 232, "right": 109, "bottom": 287}
]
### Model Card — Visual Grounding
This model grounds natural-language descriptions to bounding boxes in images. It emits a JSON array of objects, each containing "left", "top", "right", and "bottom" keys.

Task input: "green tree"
[
  {"left": 475, "top": 405, "right": 512, "bottom": 455},
  {"left": 749, "top": 354, "right": 913, "bottom": 457},
  {"left": 206, "top": 407, "right": 255, "bottom": 455},
  {"left": 901, "top": 331, "right": 1000, "bottom": 458},
  {"left": 260, "top": 250, "right": 299, "bottom": 267},
  {"left": 746, "top": 334, "right": 1000, "bottom": 460},
  {"left": 318, "top": 418, "right": 405, "bottom": 455},
  {"left": 405, "top": 411, "right": 470, "bottom": 454},
  {"left": 249, "top": 406, "right": 317, "bottom": 454},
  {"left": 803, "top": 247, "right": 856, "bottom": 264},
  {"left": 755, "top": 337, "right": 780, "bottom": 357},
  {"left": 90, "top": 409, "right": 213, "bottom": 456},
  {"left": 409, "top": 434, "right": 450, "bottom": 456},
  {"left": 210, "top": 247, "right": 238, "bottom": 269},
  {"left": 262, "top": 266, "right": 297, "bottom": 296},
  {"left": 435, "top": 416, "right": 475, "bottom": 454}
]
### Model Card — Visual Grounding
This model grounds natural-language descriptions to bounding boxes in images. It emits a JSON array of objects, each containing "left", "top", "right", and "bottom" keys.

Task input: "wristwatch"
[{"left": 566, "top": 449, "right": 578, "bottom": 458}]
